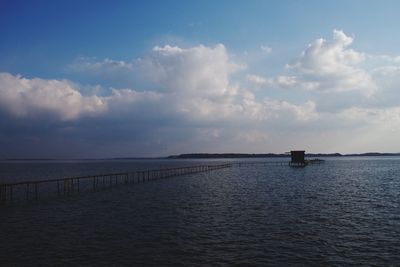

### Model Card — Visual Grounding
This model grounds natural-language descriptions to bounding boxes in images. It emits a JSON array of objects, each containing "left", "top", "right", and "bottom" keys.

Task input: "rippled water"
[{"left": 1, "top": 158, "right": 400, "bottom": 266}]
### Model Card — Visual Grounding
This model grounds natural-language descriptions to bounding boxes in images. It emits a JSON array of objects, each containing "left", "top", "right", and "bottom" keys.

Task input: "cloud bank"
[{"left": 2, "top": 30, "right": 400, "bottom": 157}]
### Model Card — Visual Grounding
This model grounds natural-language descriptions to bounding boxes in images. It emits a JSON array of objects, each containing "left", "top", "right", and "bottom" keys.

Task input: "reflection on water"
[{"left": 1, "top": 158, "right": 400, "bottom": 266}]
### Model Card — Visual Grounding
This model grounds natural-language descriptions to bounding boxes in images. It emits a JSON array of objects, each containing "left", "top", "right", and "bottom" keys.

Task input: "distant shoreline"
[
  {"left": 2, "top": 152, "right": 400, "bottom": 161},
  {"left": 167, "top": 152, "right": 400, "bottom": 159}
]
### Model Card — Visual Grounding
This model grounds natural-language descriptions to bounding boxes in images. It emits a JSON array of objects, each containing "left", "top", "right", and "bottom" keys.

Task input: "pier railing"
[{"left": 0, "top": 163, "right": 231, "bottom": 205}]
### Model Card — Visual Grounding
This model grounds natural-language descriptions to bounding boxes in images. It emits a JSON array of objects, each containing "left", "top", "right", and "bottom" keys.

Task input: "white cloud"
[
  {"left": 260, "top": 45, "right": 272, "bottom": 54},
  {"left": 137, "top": 44, "right": 317, "bottom": 125},
  {"left": 250, "top": 30, "right": 378, "bottom": 96},
  {"left": 0, "top": 73, "right": 106, "bottom": 120},
  {"left": 247, "top": 74, "right": 311, "bottom": 89},
  {"left": 139, "top": 44, "right": 244, "bottom": 97},
  {"left": 246, "top": 74, "right": 269, "bottom": 86},
  {"left": 290, "top": 30, "right": 362, "bottom": 73},
  {"left": 71, "top": 57, "right": 134, "bottom": 73},
  {"left": 262, "top": 99, "right": 318, "bottom": 122},
  {"left": 288, "top": 29, "right": 376, "bottom": 95},
  {"left": 0, "top": 73, "right": 165, "bottom": 121},
  {"left": 106, "top": 88, "right": 162, "bottom": 104}
]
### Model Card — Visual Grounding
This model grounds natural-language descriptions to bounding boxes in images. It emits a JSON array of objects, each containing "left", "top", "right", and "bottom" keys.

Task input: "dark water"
[{"left": 1, "top": 158, "right": 400, "bottom": 266}]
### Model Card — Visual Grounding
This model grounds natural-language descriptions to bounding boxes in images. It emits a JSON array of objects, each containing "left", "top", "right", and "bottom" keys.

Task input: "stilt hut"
[{"left": 290, "top": 150, "right": 306, "bottom": 167}]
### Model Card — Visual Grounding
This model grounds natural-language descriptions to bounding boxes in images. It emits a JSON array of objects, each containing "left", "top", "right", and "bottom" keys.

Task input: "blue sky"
[{"left": 1, "top": 0, "right": 400, "bottom": 158}]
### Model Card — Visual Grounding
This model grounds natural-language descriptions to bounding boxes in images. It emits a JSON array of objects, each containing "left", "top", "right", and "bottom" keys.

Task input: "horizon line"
[{"left": 2, "top": 151, "right": 400, "bottom": 161}]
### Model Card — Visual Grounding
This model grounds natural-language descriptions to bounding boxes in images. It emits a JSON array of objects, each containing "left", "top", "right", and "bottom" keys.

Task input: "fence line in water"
[
  {"left": 0, "top": 164, "right": 232, "bottom": 205},
  {"left": 231, "top": 161, "right": 290, "bottom": 167},
  {"left": 0, "top": 160, "right": 323, "bottom": 206},
  {"left": 231, "top": 160, "right": 323, "bottom": 167}
]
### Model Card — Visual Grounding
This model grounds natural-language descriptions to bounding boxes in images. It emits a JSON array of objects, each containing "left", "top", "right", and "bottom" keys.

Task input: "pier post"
[
  {"left": 9, "top": 185, "right": 13, "bottom": 203},
  {"left": 0, "top": 185, "right": 3, "bottom": 204},
  {"left": 2, "top": 185, "right": 7, "bottom": 204},
  {"left": 35, "top": 183, "right": 38, "bottom": 200},
  {"left": 26, "top": 183, "right": 30, "bottom": 201}
]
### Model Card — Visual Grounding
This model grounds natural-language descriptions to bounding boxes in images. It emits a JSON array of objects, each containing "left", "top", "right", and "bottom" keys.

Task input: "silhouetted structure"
[
  {"left": 290, "top": 150, "right": 306, "bottom": 166},
  {"left": 0, "top": 163, "right": 232, "bottom": 205}
]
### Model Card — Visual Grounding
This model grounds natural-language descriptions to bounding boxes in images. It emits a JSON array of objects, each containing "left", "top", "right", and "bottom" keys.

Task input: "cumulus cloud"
[
  {"left": 0, "top": 72, "right": 106, "bottom": 120},
  {"left": 139, "top": 44, "right": 244, "bottom": 97},
  {"left": 248, "top": 30, "right": 377, "bottom": 96},
  {"left": 0, "top": 72, "right": 167, "bottom": 122},
  {"left": 288, "top": 29, "right": 376, "bottom": 94}
]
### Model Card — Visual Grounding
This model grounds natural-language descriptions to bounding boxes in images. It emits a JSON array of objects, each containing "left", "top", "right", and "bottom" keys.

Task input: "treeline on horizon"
[
  {"left": 4, "top": 152, "right": 400, "bottom": 161},
  {"left": 168, "top": 152, "right": 400, "bottom": 159}
]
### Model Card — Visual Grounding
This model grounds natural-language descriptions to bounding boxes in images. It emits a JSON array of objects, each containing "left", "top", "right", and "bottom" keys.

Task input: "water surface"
[{"left": 1, "top": 158, "right": 399, "bottom": 266}]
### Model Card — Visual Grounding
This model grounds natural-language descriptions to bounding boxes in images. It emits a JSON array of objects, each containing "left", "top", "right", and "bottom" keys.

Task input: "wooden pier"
[
  {"left": 231, "top": 161, "right": 290, "bottom": 167},
  {"left": 231, "top": 160, "right": 323, "bottom": 168},
  {"left": 0, "top": 160, "right": 323, "bottom": 206},
  {"left": 0, "top": 163, "right": 232, "bottom": 206}
]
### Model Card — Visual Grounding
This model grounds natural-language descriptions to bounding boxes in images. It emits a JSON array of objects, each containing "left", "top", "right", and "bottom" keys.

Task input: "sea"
[{"left": 1, "top": 157, "right": 399, "bottom": 266}]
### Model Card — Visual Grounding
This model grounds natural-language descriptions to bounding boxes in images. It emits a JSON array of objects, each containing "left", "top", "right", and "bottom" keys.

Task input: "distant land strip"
[
  {"left": 3, "top": 153, "right": 400, "bottom": 161},
  {"left": 167, "top": 152, "right": 400, "bottom": 159}
]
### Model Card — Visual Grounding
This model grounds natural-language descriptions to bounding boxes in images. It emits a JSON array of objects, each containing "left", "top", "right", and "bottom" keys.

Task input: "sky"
[{"left": 1, "top": 0, "right": 400, "bottom": 158}]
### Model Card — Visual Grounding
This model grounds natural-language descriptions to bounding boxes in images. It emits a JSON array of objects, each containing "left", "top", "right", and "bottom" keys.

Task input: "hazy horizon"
[{"left": 3, "top": 151, "right": 400, "bottom": 161}]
